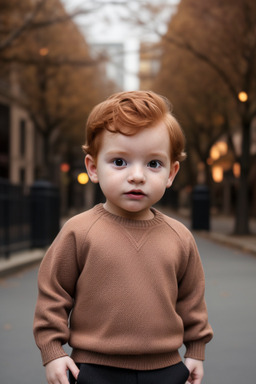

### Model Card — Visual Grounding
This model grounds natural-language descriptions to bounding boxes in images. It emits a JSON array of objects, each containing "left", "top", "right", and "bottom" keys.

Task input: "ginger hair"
[{"left": 82, "top": 90, "right": 186, "bottom": 163}]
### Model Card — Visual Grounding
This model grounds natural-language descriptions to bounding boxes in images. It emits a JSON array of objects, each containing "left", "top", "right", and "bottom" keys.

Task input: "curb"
[
  {"left": 199, "top": 231, "right": 256, "bottom": 256},
  {"left": 0, "top": 249, "right": 45, "bottom": 277}
]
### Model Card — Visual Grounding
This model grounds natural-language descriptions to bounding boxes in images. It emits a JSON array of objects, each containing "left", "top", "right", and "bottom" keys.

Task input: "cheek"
[
  {"left": 151, "top": 171, "right": 170, "bottom": 186},
  {"left": 149, "top": 177, "right": 167, "bottom": 196},
  {"left": 98, "top": 168, "right": 124, "bottom": 189},
  {"left": 101, "top": 168, "right": 123, "bottom": 181}
]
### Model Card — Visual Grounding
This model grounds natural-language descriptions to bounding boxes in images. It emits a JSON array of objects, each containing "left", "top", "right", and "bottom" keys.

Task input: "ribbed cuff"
[
  {"left": 184, "top": 342, "right": 206, "bottom": 361},
  {"left": 40, "top": 342, "right": 68, "bottom": 366}
]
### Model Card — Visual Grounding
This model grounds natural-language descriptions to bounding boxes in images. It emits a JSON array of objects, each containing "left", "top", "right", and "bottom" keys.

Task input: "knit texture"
[{"left": 33, "top": 204, "right": 213, "bottom": 369}]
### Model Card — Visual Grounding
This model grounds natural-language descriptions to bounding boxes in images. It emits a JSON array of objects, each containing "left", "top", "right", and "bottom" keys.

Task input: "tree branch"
[
  {"left": 0, "top": 0, "right": 46, "bottom": 52},
  {"left": 0, "top": 55, "right": 102, "bottom": 68},
  {"left": 163, "top": 34, "right": 239, "bottom": 102}
]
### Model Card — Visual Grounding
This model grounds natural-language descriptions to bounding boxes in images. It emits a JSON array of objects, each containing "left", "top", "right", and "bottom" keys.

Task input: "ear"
[
  {"left": 85, "top": 155, "right": 99, "bottom": 183},
  {"left": 166, "top": 161, "right": 180, "bottom": 189}
]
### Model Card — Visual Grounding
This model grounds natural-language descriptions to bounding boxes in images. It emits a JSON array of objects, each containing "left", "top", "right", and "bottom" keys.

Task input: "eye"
[
  {"left": 113, "top": 158, "right": 127, "bottom": 167},
  {"left": 148, "top": 160, "right": 161, "bottom": 169}
]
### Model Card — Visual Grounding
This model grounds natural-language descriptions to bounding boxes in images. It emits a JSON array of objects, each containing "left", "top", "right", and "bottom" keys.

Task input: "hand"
[
  {"left": 45, "top": 356, "right": 80, "bottom": 384},
  {"left": 184, "top": 358, "right": 204, "bottom": 384}
]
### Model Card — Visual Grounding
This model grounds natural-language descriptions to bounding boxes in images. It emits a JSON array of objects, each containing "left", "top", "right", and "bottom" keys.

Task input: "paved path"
[
  {"left": 0, "top": 265, "right": 46, "bottom": 383},
  {"left": 0, "top": 234, "right": 256, "bottom": 383},
  {"left": 194, "top": 234, "right": 256, "bottom": 384}
]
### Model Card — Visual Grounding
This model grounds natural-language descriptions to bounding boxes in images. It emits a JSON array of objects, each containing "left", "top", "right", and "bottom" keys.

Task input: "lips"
[
  {"left": 125, "top": 190, "right": 146, "bottom": 199},
  {"left": 127, "top": 189, "right": 145, "bottom": 195}
]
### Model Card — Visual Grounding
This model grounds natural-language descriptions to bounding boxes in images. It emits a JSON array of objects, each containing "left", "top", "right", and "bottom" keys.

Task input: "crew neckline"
[{"left": 94, "top": 203, "right": 164, "bottom": 228}]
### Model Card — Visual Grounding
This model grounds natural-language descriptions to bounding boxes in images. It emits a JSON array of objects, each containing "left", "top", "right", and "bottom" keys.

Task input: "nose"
[{"left": 128, "top": 164, "right": 146, "bottom": 184}]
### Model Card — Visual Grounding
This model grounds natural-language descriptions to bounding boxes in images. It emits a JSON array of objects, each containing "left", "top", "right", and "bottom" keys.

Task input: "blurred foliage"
[
  {"left": 152, "top": 0, "right": 256, "bottom": 233},
  {"left": 0, "top": 0, "right": 116, "bottom": 179}
]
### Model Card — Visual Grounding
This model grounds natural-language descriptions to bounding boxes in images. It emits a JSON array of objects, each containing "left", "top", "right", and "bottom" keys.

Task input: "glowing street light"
[
  {"left": 233, "top": 162, "right": 241, "bottom": 178},
  {"left": 212, "top": 166, "right": 223, "bottom": 183},
  {"left": 238, "top": 91, "right": 248, "bottom": 102},
  {"left": 77, "top": 172, "right": 89, "bottom": 185},
  {"left": 210, "top": 141, "right": 228, "bottom": 160},
  {"left": 39, "top": 47, "right": 49, "bottom": 56},
  {"left": 60, "top": 163, "right": 70, "bottom": 173},
  {"left": 209, "top": 142, "right": 228, "bottom": 183}
]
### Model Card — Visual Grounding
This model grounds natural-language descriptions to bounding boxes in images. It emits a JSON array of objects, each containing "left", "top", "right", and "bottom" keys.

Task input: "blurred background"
[
  {"left": 1, "top": 0, "right": 256, "bottom": 256},
  {"left": 1, "top": 3, "right": 256, "bottom": 383}
]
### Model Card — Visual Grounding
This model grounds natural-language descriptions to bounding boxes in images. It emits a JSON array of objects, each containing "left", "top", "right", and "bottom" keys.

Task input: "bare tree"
[{"left": 151, "top": 0, "right": 256, "bottom": 234}]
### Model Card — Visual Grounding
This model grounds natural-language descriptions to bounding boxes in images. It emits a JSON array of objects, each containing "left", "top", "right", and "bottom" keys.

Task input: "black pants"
[{"left": 69, "top": 362, "right": 189, "bottom": 384}]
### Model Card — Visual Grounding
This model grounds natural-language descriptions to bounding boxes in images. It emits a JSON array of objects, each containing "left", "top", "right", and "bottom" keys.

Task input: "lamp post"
[{"left": 236, "top": 90, "right": 250, "bottom": 234}]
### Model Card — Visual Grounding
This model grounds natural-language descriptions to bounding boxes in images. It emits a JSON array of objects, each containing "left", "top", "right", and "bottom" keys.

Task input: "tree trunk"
[{"left": 234, "top": 115, "right": 251, "bottom": 234}]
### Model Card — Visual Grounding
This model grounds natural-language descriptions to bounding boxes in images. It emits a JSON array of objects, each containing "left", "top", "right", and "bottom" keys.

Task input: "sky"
[
  {"left": 61, "top": 0, "right": 178, "bottom": 42},
  {"left": 61, "top": 0, "right": 179, "bottom": 90}
]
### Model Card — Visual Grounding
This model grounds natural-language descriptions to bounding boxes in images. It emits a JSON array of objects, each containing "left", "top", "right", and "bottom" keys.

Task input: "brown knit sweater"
[{"left": 33, "top": 204, "right": 213, "bottom": 370}]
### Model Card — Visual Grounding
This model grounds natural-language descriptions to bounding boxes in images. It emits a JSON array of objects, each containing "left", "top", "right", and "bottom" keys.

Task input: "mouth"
[{"left": 125, "top": 190, "right": 146, "bottom": 199}]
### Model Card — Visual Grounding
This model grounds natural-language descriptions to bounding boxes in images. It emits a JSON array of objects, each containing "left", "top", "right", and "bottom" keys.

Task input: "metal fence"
[{"left": 0, "top": 178, "right": 60, "bottom": 258}]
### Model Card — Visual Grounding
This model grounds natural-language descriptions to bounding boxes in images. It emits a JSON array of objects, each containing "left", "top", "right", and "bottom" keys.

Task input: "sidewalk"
[
  {"left": 165, "top": 207, "right": 256, "bottom": 256},
  {"left": 0, "top": 208, "right": 255, "bottom": 277},
  {"left": 0, "top": 248, "right": 45, "bottom": 277}
]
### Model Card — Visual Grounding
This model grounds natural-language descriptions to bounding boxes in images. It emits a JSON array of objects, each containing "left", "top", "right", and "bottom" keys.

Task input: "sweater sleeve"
[
  {"left": 176, "top": 233, "right": 213, "bottom": 361},
  {"left": 33, "top": 221, "right": 81, "bottom": 366}
]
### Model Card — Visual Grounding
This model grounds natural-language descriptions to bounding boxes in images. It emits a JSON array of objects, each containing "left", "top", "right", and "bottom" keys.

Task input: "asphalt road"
[{"left": 0, "top": 234, "right": 256, "bottom": 384}]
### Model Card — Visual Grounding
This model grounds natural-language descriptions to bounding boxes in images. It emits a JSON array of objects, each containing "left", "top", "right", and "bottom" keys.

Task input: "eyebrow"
[
  {"left": 104, "top": 150, "right": 130, "bottom": 157},
  {"left": 148, "top": 151, "right": 169, "bottom": 159},
  {"left": 105, "top": 150, "right": 169, "bottom": 160}
]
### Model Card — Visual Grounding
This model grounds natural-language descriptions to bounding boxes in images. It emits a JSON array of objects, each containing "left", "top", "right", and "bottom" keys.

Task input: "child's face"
[{"left": 85, "top": 122, "right": 179, "bottom": 220}]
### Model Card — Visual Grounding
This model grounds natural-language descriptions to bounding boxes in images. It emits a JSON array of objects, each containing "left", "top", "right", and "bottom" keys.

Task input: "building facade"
[{"left": 0, "top": 72, "right": 39, "bottom": 187}]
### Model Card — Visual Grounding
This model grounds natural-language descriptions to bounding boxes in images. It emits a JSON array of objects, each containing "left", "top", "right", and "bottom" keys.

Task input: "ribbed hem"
[
  {"left": 184, "top": 342, "right": 206, "bottom": 361},
  {"left": 40, "top": 343, "right": 68, "bottom": 366},
  {"left": 71, "top": 349, "right": 181, "bottom": 370}
]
